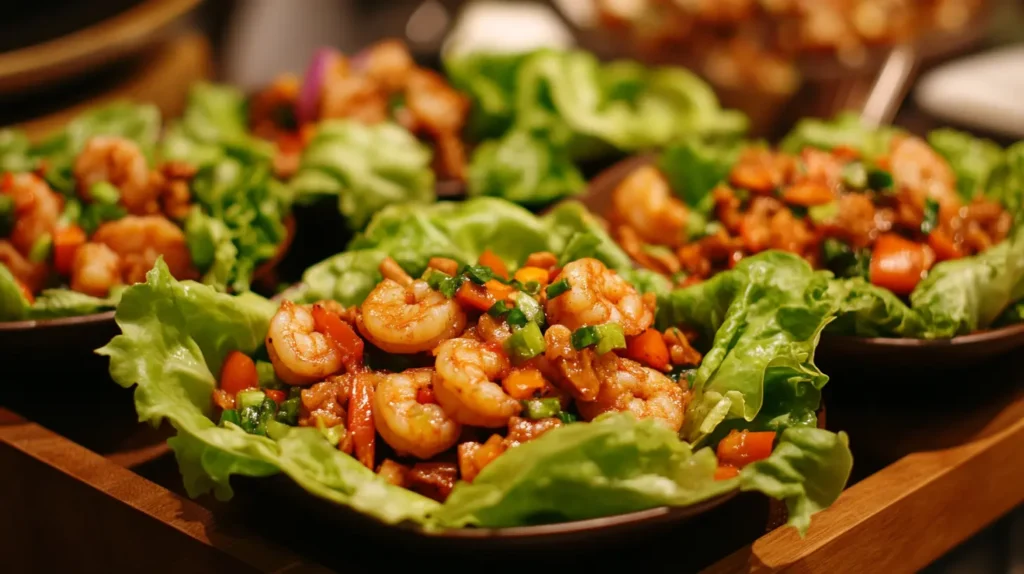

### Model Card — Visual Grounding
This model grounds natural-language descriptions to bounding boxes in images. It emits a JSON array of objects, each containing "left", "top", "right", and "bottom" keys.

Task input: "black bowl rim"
[{"left": 0, "top": 309, "right": 116, "bottom": 331}]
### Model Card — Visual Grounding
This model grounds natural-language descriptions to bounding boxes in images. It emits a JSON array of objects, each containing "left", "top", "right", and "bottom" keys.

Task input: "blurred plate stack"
[{"left": 0, "top": 0, "right": 210, "bottom": 138}]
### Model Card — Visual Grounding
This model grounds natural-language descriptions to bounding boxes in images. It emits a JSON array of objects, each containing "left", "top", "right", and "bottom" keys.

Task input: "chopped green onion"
[
  {"left": 522, "top": 281, "right": 541, "bottom": 295},
  {"left": 315, "top": 419, "right": 345, "bottom": 447},
  {"left": 571, "top": 325, "right": 600, "bottom": 350},
  {"left": 275, "top": 397, "right": 301, "bottom": 426},
  {"left": 545, "top": 278, "right": 571, "bottom": 299},
  {"left": 265, "top": 419, "right": 291, "bottom": 440},
  {"left": 60, "top": 198, "right": 83, "bottom": 227},
  {"left": 89, "top": 181, "right": 121, "bottom": 205},
  {"left": 487, "top": 300, "right": 511, "bottom": 318},
  {"left": 218, "top": 409, "right": 241, "bottom": 428},
  {"left": 505, "top": 321, "right": 546, "bottom": 363},
  {"left": 0, "top": 195, "right": 14, "bottom": 236},
  {"left": 808, "top": 201, "right": 839, "bottom": 223},
  {"left": 669, "top": 367, "right": 697, "bottom": 386},
  {"left": 556, "top": 411, "right": 579, "bottom": 424},
  {"left": 841, "top": 162, "right": 868, "bottom": 189},
  {"left": 256, "top": 361, "right": 284, "bottom": 389},
  {"left": 236, "top": 389, "right": 266, "bottom": 410},
  {"left": 867, "top": 168, "right": 894, "bottom": 191},
  {"left": 514, "top": 292, "right": 544, "bottom": 327},
  {"left": 505, "top": 307, "right": 528, "bottom": 329},
  {"left": 921, "top": 198, "right": 940, "bottom": 235},
  {"left": 522, "top": 398, "right": 562, "bottom": 419},
  {"left": 462, "top": 264, "right": 494, "bottom": 285},
  {"left": 594, "top": 323, "right": 626, "bottom": 355},
  {"left": 28, "top": 233, "right": 52, "bottom": 263},
  {"left": 288, "top": 386, "right": 303, "bottom": 400}
]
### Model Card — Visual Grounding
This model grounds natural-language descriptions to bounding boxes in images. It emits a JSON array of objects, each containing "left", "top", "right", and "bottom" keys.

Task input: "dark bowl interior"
[{"left": 0, "top": 311, "right": 118, "bottom": 365}]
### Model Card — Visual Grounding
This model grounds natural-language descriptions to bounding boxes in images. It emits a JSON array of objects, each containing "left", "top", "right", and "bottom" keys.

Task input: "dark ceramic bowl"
[{"left": 583, "top": 154, "right": 1024, "bottom": 368}]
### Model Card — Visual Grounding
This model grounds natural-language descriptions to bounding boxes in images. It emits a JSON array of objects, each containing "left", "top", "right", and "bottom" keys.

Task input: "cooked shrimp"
[
  {"left": 888, "top": 135, "right": 958, "bottom": 207},
  {"left": 357, "top": 278, "right": 467, "bottom": 354},
  {"left": 362, "top": 39, "right": 415, "bottom": 92},
  {"left": 74, "top": 136, "right": 158, "bottom": 215},
  {"left": 610, "top": 165, "right": 689, "bottom": 246},
  {"left": 374, "top": 368, "right": 461, "bottom": 459},
  {"left": 542, "top": 324, "right": 618, "bottom": 402},
  {"left": 476, "top": 313, "right": 512, "bottom": 347},
  {"left": 433, "top": 338, "right": 520, "bottom": 427},
  {"left": 91, "top": 215, "right": 196, "bottom": 283},
  {"left": 70, "top": 243, "right": 122, "bottom": 298},
  {"left": 266, "top": 301, "right": 344, "bottom": 385},
  {"left": 3, "top": 173, "right": 62, "bottom": 256},
  {"left": 0, "top": 240, "right": 47, "bottom": 293},
  {"left": 545, "top": 258, "right": 653, "bottom": 336},
  {"left": 576, "top": 358, "right": 688, "bottom": 431}
]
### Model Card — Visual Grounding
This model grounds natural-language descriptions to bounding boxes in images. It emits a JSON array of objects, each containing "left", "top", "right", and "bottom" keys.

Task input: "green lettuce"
[
  {"left": 0, "top": 264, "right": 122, "bottom": 321},
  {"left": 160, "top": 83, "right": 274, "bottom": 167},
  {"left": 658, "top": 137, "right": 745, "bottom": 213},
  {"left": 780, "top": 112, "right": 899, "bottom": 160},
  {"left": 104, "top": 259, "right": 850, "bottom": 534},
  {"left": 467, "top": 130, "right": 586, "bottom": 206},
  {"left": 658, "top": 252, "right": 835, "bottom": 444},
  {"left": 289, "top": 120, "right": 435, "bottom": 230}
]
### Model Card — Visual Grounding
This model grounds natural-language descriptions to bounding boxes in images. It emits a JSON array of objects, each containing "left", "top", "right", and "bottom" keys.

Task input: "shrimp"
[
  {"left": 357, "top": 278, "right": 467, "bottom": 354},
  {"left": 0, "top": 240, "right": 47, "bottom": 293},
  {"left": 91, "top": 215, "right": 196, "bottom": 283},
  {"left": 362, "top": 39, "right": 415, "bottom": 91},
  {"left": 3, "top": 173, "right": 62, "bottom": 256},
  {"left": 576, "top": 358, "right": 688, "bottom": 432},
  {"left": 70, "top": 242, "right": 122, "bottom": 297},
  {"left": 374, "top": 368, "right": 461, "bottom": 459},
  {"left": 888, "top": 135, "right": 958, "bottom": 207},
  {"left": 542, "top": 324, "right": 618, "bottom": 402},
  {"left": 476, "top": 313, "right": 512, "bottom": 347},
  {"left": 545, "top": 258, "right": 653, "bottom": 336},
  {"left": 610, "top": 165, "right": 689, "bottom": 247},
  {"left": 433, "top": 338, "right": 521, "bottom": 428},
  {"left": 74, "top": 136, "right": 158, "bottom": 215},
  {"left": 266, "top": 301, "right": 345, "bottom": 385}
]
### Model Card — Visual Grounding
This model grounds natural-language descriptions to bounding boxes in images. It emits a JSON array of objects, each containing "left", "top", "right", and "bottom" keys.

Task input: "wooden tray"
[{"left": 1, "top": 351, "right": 1021, "bottom": 572}]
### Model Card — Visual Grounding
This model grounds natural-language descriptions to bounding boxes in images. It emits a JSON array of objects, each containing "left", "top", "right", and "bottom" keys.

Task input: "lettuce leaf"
[
  {"left": 0, "top": 264, "right": 31, "bottom": 320},
  {"left": 289, "top": 120, "right": 435, "bottom": 230},
  {"left": 658, "top": 137, "right": 745, "bottom": 213},
  {"left": 0, "top": 263, "right": 121, "bottom": 321},
  {"left": 780, "top": 112, "right": 899, "bottom": 160},
  {"left": 658, "top": 252, "right": 835, "bottom": 444},
  {"left": 160, "top": 83, "right": 274, "bottom": 167},
  {"left": 467, "top": 130, "right": 586, "bottom": 206}
]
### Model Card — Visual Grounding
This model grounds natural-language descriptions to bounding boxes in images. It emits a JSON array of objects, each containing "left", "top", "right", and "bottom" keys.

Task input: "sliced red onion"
[{"left": 295, "top": 47, "right": 341, "bottom": 126}]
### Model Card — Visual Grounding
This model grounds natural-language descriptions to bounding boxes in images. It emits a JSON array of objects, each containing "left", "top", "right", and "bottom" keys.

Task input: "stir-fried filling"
[
  {"left": 609, "top": 135, "right": 1012, "bottom": 296},
  {"left": 212, "top": 252, "right": 778, "bottom": 501},
  {"left": 249, "top": 39, "right": 469, "bottom": 182},
  {"left": 0, "top": 138, "right": 207, "bottom": 301}
]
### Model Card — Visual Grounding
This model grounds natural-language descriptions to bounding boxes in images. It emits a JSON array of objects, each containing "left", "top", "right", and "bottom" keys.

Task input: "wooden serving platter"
[{"left": 1, "top": 351, "right": 1021, "bottom": 573}]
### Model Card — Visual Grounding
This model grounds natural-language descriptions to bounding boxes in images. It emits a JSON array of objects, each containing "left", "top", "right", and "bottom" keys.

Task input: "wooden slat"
[{"left": 703, "top": 395, "right": 1024, "bottom": 574}]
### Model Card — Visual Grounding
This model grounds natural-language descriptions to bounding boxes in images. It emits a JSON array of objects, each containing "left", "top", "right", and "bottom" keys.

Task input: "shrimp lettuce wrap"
[
  {"left": 600, "top": 112, "right": 1024, "bottom": 339},
  {"left": 445, "top": 49, "right": 747, "bottom": 207},
  {"left": 101, "top": 197, "right": 851, "bottom": 535}
]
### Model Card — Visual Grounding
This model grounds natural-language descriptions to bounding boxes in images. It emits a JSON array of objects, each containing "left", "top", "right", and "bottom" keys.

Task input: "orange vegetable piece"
[
  {"left": 264, "top": 389, "right": 287, "bottom": 404},
  {"left": 513, "top": 266, "right": 549, "bottom": 286},
  {"left": 870, "top": 233, "right": 935, "bottom": 296},
  {"left": 625, "top": 329, "right": 670, "bottom": 371},
  {"left": 484, "top": 279, "right": 515, "bottom": 302},
  {"left": 781, "top": 181, "right": 834, "bottom": 207},
  {"left": 502, "top": 368, "right": 548, "bottom": 400},
  {"left": 311, "top": 304, "right": 364, "bottom": 371},
  {"left": 927, "top": 229, "right": 964, "bottom": 262},
  {"left": 348, "top": 376, "right": 376, "bottom": 470},
  {"left": 478, "top": 249, "right": 509, "bottom": 280},
  {"left": 52, "top": 224, "right": 87, "bottom": 277},
  {"left": 714, "top": 464, "right": 740, "bottom": 480},
  {"left": 455, "top": 281, "right": 495, "bottom": 312},
  {"left": 220, "top": 351, "right": 259, "bottom": 396},
  {"left": 716, "top": 430, "right": 776, "bottom": 468}
]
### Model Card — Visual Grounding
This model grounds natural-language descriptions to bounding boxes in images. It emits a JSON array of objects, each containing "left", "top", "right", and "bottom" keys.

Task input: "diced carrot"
[
  {"left": 524, "top": 251, "right": 558, "bottom": 269},
  {"left": 416, "top": 386, "right": 438, "bottom": 405},
  {"left": 782, "top": 181, "right": 834, "bottom": 207},
  {"left": 478, "top": 249, "right": 510, "bottom": 280},
  {"left": 714, "top": 465, "right": 740, "bottom": 480},
  {"left": 265, "top": 389, "right": 287, "bottom": 404},
  {"left": 311, "top": 304, "right": 364, "bottom": 371},
  {"left": 513, "top": 266, "right": 549, "bottom": 286},
  {"left": 869, "top": 233, "right": 935, "bottom": 296},
  {"left": 348, "top": 376, "right": 376, "bottom": 470},
  {"left": 15, "top": 279, "right": 34, "bottom": 304},
  {"left": 1, "top": 172, "right": 13, "bottom": 192},
  {"left": 377, "top": 459, "right": 409, "bottom": 487},
  {"left": 212, "top": 389, "right": 235, "bottom": 411},
  {"left": 625, "top": 329, "right": 671, "bottom": 371},
  {"left": 716, "top": 430, "right": 776, "bottom": 468},
  {"left": 455, "top": 281, "right": 495, "bottom": 312},
  {"left": 502, "top": 368, "right": 548, "bottom": 400},
  {"left": 220, "top": 351, "right": 259, "bottom": 396},
  {"left": 928, "top": 229, "right": 964, "bottom": 262},
  {"left": 484, "top": 279, "right": 515, "bottom": 301},
  {"left": 458, "top": 434, "right": 506, "bottom": 483},
  {"left": 52, "top": 225, "right": 87, "bottom": 276}
]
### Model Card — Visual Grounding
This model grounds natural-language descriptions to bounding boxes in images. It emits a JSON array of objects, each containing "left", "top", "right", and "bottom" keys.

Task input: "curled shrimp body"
[
  {"left": 74, "top": 136, "right": 158, "bottom": 215},
  {"left": 374, "top": 368, "right": 461, "bottom": 459},
  {"left": 545, "top": 258, "right": 653, "bottom": 336},
  {"left": 266, "top": 301, "right": 344, "bottom": 385},
  {"left": 433, "top": 338, "right": 521, "bottom": 428},
  {"left": 888, "top": 135, "right": 958, "bottom": 207},
  {"left": 91, "top": 215, "right": 196, "bottom": 283},
  {"left": 611, "top": 165, "right": 689, "bottom": 246},
  {"left": 358, "top": 278, "right": 467, "bottom": 354},
  {"left": 576, "top": 358, "right": 687, "bottom": 432},
  {"left": 71, "top": 242, "right": 122, "bottom": 298},
  {"left": 4, "top": 173, "right": 62, "bottom": 256}
]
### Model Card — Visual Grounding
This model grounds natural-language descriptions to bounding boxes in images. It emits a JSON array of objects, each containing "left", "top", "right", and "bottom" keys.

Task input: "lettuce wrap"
[
  {"left": 101, "top": 197, "right": 851, "bottom": 535},
  {"left": 446, "top": 49, "right": 747, "bottom": 206}
]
